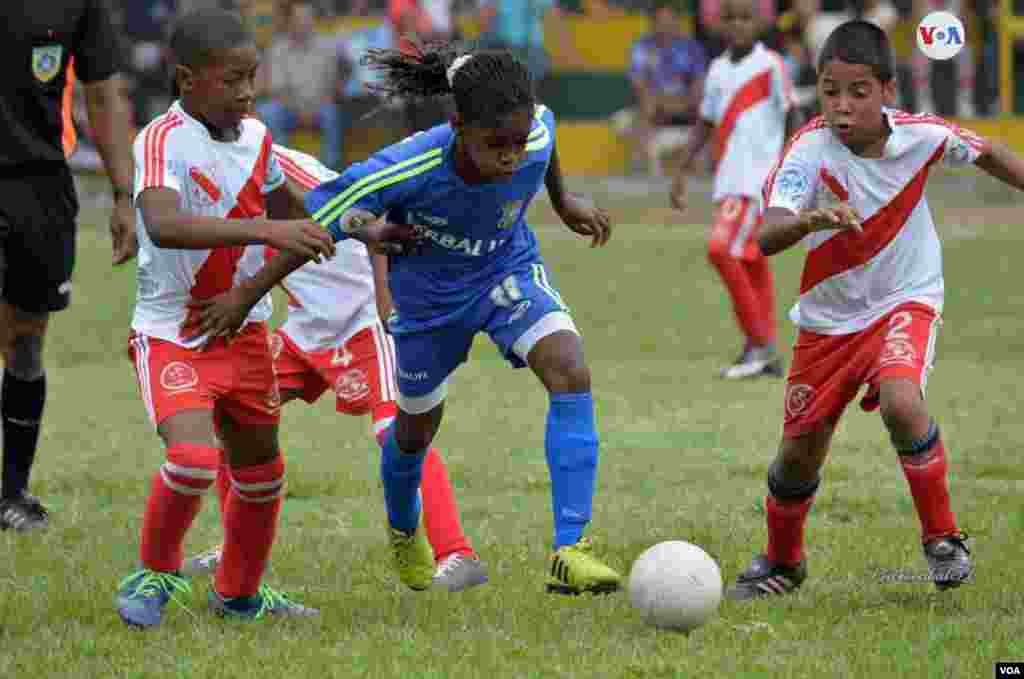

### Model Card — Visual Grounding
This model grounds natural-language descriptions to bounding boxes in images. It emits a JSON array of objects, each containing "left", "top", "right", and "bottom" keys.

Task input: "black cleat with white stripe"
[
  {"left": 726, "top": 555, "right": 807, "bottom": 600},
  {"left": 0, "top": 493, "right": 49, "bottom": 532}
]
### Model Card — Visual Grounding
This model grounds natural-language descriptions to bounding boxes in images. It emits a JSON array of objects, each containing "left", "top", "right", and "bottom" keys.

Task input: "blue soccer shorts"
[{"left": 390, "top": 261, "right": 579, "bottom": 414}]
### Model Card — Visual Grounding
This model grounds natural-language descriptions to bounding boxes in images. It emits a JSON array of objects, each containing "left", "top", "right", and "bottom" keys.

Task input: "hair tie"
[{"left": 446, "top": 54, "right": 473, "bottom": 87}]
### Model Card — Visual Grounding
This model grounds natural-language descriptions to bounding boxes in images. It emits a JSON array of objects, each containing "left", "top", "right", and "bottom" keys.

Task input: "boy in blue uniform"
[{"left": 192, "top": 44, "right": 620, "bottom": 594}]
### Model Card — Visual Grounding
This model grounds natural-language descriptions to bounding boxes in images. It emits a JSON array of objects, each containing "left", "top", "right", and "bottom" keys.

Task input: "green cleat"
[
  {"left": 388, "top": 524, "right": 434, "bottom": 591},
  {"left": 546, "top": 537, "right": 622, "bottom": 595},
  {"left": 209, "top": 584, "right": 319, "bottom": 620}
]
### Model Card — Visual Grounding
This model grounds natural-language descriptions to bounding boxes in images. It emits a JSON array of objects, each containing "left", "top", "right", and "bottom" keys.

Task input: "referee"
[{"left": 0, "top": 2, "right": 135, "bottom": 531}]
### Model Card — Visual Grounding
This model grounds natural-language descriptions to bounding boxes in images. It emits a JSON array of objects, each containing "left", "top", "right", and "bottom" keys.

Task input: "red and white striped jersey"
[
  {"left": 763, "top": 109, "right": 989, "bottom": 334},
  {"left": 271, "top": 145, "right": 379, "bottom": 352},
  {"left": 131, "top": 101, "right": 285, "bottom": 349},
  {"left": 700, "top": 42, "right": 793, "bottom": 204}
]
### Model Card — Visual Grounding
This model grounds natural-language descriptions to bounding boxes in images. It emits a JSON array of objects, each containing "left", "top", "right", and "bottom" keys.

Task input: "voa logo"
[{"left": 917, "top": 11, "right": 965, "bottom": 60}]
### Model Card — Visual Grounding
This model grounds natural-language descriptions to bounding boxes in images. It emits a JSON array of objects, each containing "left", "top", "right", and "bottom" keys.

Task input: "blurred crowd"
[{"left": 69, "top": 0, "right": 1000, "bottom": 175}]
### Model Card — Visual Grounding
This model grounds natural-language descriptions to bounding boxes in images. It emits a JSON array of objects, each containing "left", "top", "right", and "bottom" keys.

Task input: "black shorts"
[{"left": 0, "top": 165, "right": 79, "bottom": 313}]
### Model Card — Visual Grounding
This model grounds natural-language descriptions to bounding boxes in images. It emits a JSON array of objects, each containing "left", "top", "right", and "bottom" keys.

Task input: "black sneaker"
[
  {"left": 726, "top": 554, "right": 807, "bottom": 600},
  {"left": 0, "top": 493, "right": 49, "bottom": 532},
  {"left": 924, "top": 533, "right": 973, "bottom": 590}
]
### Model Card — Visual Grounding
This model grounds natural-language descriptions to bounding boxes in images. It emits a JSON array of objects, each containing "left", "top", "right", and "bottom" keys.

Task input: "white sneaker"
[
  {"left": 721, "top": 347, "right": 783, "bottom": 380},
  {"left": 180, "top": 544, "right": 222, "bottom": 577},
  {"left": 432, "top": 553, "right": 489, "bottom": 592}
]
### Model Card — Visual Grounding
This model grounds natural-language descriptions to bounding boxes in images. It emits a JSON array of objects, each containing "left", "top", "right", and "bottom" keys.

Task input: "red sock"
[
  {"left": 214, "top": 456, "right": 285, "bottom": 599},
  {"left": 745, "top": 253, "right": 777, "bottom": 345},
  {"left": 765, "top": 495, "right": 814, "bottom": 567},
  {"left": 899, "top": 437, "right": 959, "bottom": 543},
  {"left": 372, "top": 401, "right": 474, "bottom": 562},
  {"left": 421, "top": 448, "right": 475, "bottom": 562},
  {"left": 140, "top": 443, "right": 219, "bottom": 572},
  {"left": 708, "top": 247, "right": 770, "bottom": 346}
]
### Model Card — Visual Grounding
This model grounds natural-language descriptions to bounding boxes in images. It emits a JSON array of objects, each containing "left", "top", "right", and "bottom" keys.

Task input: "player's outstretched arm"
[
  {"left": 545, "top": 145, "right": 612, "bottom": 247},
  {"left": 267, "top": 179, "right": 314, "bottom": 220},
  {"left": 973, "top": 141, "right": 1024, "bottom": 191},
  {"left": 669, "top": 119, "right": 714, "bottom": 212},
  {"left": 182, "top": 247, "right": 313, "bottom": 343},
  {"left": 370, "top": 253, "right": 395, "bottom": 329},
  {"left": 759, "top": 204, "right": 861, "bottom": 256},
  {"left": 138, "top": 187, "right": 335, "bottom": 260}
]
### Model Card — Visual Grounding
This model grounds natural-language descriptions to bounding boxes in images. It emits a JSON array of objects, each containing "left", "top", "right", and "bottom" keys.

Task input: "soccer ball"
[{"left": 628, "top": 540, "right": 723, "bottom": 632}]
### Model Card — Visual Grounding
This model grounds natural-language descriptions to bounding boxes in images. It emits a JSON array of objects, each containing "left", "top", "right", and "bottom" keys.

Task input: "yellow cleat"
[
  {"left": 388, "top": 524, "right": 435, "bottom": 591},
  {"left": 546, "top": 537, "right": 621, "bottom": 595}
]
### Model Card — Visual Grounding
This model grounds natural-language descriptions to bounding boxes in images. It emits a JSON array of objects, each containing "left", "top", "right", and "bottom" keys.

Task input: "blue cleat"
[
  {"left": 209, "top": 584, "right": 319, "bottom": 621},
  {"left": 116, "top": 569, "right": 191, "bottom": 628}
]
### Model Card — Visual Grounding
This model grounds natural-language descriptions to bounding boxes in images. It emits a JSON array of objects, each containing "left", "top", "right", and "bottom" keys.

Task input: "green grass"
[{"left": 2, "top": 173, "right": 1022, "bottom": 678}]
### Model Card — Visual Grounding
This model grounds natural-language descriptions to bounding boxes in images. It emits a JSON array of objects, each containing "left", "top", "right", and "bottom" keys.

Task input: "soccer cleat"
[
  {"left": 433, "top": 553, "right": 489, "bottom": 592},
  {"left": 388, "top": 525, "right": 435, "bottom": 591},
  {"left": 209, "top": 584, "right": 319, "bottom": 620},
  {"left": 721, "top": 347, "right": 784, "bottom": 380},
  {"left": 546, "top": 537, "right": 622, "bottom": 595},
  {"left": 726, "top": 554, "right": 807, "bottom": 600},
  {"left": 180, "top": 544, "right": 222, "bottom": 578},
  {"left": 924, "top": 533, "right": 973, "bottom": 590},
  {"left": 0, "top": 493, "right": 49, "bottom": 532},
  {"left": 116, "top": 569, "right": 191, "bottom": 628}
]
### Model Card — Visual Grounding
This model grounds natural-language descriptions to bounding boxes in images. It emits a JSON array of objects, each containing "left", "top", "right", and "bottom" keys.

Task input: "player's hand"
[
  {"left": 342, "top": 209, "right": 425, "bottom": 256},
  {"left": 669, "top": 173, "right": 688, "bottom": 212},
  {"left": 265, "top": 220, "right": 336, "bottom": 262},
  {"left": 181, "top": 288, "right": 255, "bottom": 347},
  {"left": 798, "top": 203, "right": 862, "bottom": 234},
  {"left": 110, "top": 193, "right": 138, "bottom": 265},
  {"left": 556, "top": 193, "right": 612, "bottom": 247}
]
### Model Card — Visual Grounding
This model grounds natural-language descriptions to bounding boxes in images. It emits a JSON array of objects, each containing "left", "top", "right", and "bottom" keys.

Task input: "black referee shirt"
[{"left": 0, "top": 1, "right": 123, "bottom": 169}]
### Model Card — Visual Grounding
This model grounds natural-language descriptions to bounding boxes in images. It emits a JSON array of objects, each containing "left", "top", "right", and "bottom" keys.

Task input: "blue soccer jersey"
[{"left": 306, "top": 105, "right": 556, "bottom": 331}]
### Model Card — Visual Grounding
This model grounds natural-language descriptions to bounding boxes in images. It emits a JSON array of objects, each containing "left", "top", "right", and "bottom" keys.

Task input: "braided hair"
[{"left": 363, "top": 39, "right": 536, "bottom": 127}]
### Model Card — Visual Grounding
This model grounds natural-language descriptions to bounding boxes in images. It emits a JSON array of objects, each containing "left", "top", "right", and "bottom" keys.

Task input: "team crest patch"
[
  {"left": 497, "top": 201, "right": 523, "bottom": 230},
  {"left": 335, "top": 368, "right": 370, "bottom": 403},
  {"left": 161, "top": 362, "right": 199, "bottom": 392},
  {"left": 776, "top": 168, "right": 809, "bottom": 205},
  {"left": 784, "top": 383, "right": 815, "bottom": 419},
  {"left": 32, "top": 45, "right": 63, "bottom": 83}
]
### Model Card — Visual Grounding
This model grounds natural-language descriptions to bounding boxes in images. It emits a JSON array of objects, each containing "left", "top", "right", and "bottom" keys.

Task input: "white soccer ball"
[{"left": 628, "top": 540, "right": 723, "bottom": 632}]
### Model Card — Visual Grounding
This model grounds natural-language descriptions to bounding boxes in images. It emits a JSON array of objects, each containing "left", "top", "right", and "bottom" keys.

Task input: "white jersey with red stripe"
[
  {"left": 763, "top": 109, "right": 989, "bottom": 335},
  {"left": 131, "top": 101, "right": 285, "bottom": 349},
  {"left": 271, "top": 145, "right": 379, "bottom": 352},
  {"left": 700, "top": 42, "right": 793, "bottom": 204}
]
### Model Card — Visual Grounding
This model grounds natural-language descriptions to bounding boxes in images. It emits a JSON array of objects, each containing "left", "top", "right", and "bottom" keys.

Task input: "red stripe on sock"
[
  {"left": 900, "top": 436, "right": 959, "bottom": 543},
  {"left": 140, "top": 443, "right": 219, "bottom": 572},
  {"left": 421, "top": 448, "right": 475, "bottom": 562},
  {"left": 765, "top": 494, "right": 813, "bottom": 567},
  {"left": 215, "top": 456, "right": 285, "bottom": 598}
]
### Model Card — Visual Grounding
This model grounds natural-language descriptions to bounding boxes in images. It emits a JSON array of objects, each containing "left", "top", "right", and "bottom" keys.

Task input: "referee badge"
[{"left": 32, "top": 44, "right": 63, "bottom": 83}]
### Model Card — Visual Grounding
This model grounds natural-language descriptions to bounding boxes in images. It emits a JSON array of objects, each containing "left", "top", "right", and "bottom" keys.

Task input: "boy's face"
[
  {"left": 720, "top": 0, "right": 759, "bottom": 51},
  {"left": 818, "top": 59, "right": 897, "bottom": 150},
  {"left": 455, "top": 107, "right": 534, "bottom": 182},
  {"left": 177, "top": 44, "right": 260, "bottom": 133}
]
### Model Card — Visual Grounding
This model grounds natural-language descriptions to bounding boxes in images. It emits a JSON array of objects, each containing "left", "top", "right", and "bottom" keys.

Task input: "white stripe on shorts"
[
  {"left": 512, "top": 311, "right": 579, "bottom": 362},
  {"left": 920, "top": 314, "right": 942, "bottom": 395},
  {"left": 132, "top": 335, "right": 157, "bottom": 427}
]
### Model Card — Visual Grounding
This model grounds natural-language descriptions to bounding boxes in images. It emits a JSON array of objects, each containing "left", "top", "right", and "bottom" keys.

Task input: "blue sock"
[
  {"left": 380, "top": 428, "right": 426, "bottom": 534},
  {"left": 545, "top": 391, "right": 599, "bottom": 549}
]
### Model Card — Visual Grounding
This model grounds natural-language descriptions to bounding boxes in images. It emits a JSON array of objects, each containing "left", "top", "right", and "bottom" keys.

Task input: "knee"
[
  {"left": 767, "top": 458, "right": 820, "bottom": 500},
  {"left": 880, "top": 387, "right": 927, "bottom": 441},
  {"left": 544, "top": 351, "right": 591, "bottom": 394},
  {"left": 394, "top": 414, "right": 439, "bottom": 453},
  {"left": 5, "top": 333, "right": 45, "bottom": 380}
]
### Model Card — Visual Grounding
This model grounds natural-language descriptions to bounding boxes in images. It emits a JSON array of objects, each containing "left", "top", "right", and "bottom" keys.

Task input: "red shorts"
[
  {"left": 272, "top": 322, "right": 396, "bottom": 415},
  {"left": 709, "top": 195, "right": 761, "bottom": 262},
  {"left": 128, "top": 322, "right": 281, "bottom": 427},
  {"left": 783, "top": 302, "right": 941, "bottom": 438}
]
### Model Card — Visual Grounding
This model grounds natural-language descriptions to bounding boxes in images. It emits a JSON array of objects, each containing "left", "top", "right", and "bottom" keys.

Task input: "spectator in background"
[
  {"left": 476, "top": 0, "right": 577, "bottom": 88},
  {"left": 337, "top": 16, "right": 398, "bottom": 131},
  {"left": 612, "top": 0, "right": 707, "bottom": 176},
  {"left": 123, "top": 0, "right": 178, "bottom": 126},
  {"left": 698, "top": 0, "right": 777, "bottom": 59},
  {"left": 256, "top": 1, "right": 346, "bottom": 168}
]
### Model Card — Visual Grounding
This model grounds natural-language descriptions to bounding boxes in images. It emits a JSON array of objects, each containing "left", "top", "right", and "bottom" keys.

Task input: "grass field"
[{"left": 2, "top": 171, "right": 1023, "bottom": 679}]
